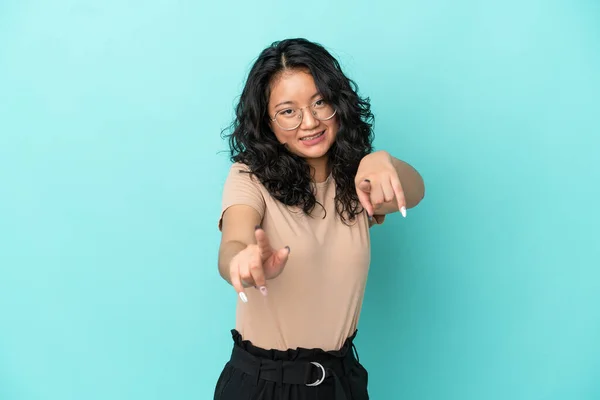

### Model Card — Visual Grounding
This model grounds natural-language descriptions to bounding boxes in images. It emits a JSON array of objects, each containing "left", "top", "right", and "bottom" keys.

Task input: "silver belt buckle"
[{"left": 305, "top": 362, "right": 326, "bottom": 386}]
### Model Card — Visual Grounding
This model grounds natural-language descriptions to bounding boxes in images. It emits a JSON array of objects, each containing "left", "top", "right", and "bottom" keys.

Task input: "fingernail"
[
  {"left": 255, "top": 225, "right": 261, "bottom": 231},
  {"left": 259, "top": 286, "right": 268, "bottom": 296},
  {"left": 239, "top": 292, "right": 248, "bottom": 303},
  {"left": 368, "top": 214, "right": 373, "bottom": 221},
  {"left": 400, "top": 206, "right": 407, "bottom": 217},
  {"left": 285, "top": 246, "right": 290, "bottom": 253}
]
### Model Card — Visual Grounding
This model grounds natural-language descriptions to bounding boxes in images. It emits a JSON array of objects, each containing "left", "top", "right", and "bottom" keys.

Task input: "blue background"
[{"left": 1, "top": 0, "right": 599, "bottom": 399}]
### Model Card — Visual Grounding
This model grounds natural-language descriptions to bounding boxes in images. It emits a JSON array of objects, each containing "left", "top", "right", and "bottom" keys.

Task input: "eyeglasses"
[{"left": 270, "top": 99, "right": 337, "bottom": 131}]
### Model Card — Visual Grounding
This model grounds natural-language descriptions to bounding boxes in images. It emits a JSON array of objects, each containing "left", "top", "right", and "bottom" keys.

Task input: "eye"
[
  {"left": 314, "top": 99, "right": 326, "bottom": 107},
  {"left": 279, "top": 108, "right": 296, "bottom": 117}
]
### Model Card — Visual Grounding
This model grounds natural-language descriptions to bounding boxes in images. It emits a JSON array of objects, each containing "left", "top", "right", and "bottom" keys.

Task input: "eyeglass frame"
[{"left": 269, "top": 100, "right": 337, "bottom": 131}]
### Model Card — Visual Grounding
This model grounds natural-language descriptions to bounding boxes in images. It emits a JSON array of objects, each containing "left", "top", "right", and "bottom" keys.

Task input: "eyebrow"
[{"left": 273, "top": 92, "right": 321, "bottom": 109}]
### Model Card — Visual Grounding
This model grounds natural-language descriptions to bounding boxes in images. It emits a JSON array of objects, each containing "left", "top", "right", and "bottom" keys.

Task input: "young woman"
[{"left": 214, "top": 38, "right": 425, "bottom": 400}]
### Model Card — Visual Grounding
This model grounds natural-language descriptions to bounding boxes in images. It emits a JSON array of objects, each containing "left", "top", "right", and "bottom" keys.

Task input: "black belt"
[{"left": 229, "top": 343, "right": 358, "bottom": 399}]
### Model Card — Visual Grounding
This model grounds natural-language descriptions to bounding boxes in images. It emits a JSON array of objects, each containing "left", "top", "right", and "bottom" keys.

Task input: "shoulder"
[
  {"left": 227, "top": 161, "right": 251, "bottom": 174},
  {"left": 229, "top": 161, "right": 250, "bottom": 171},
  {"left": 223, "top": 162, "right": 265, "bottom": 191},
  {"left": 226, "top": 162, "right": 256, "bottom": 181}
]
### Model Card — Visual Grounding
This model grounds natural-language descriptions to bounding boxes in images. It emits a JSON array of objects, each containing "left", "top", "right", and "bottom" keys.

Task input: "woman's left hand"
[{"left": 355, "top": 150, "right": 407, "bottom": 218}]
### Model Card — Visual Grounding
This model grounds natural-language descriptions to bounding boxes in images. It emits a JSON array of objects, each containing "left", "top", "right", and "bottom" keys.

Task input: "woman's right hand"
[{"left": 229, "top": 226, "right": 290, "bottom": 303}]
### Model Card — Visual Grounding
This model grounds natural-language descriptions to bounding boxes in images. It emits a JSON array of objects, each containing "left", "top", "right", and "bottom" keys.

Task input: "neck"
[{"left": 307, "top": 156, "right": 330, "bottom": 183}]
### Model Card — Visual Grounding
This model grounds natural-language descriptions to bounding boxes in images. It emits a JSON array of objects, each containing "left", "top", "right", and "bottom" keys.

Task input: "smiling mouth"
[{"left": 300, "top": 130, "right": 325, "bottom": 141}]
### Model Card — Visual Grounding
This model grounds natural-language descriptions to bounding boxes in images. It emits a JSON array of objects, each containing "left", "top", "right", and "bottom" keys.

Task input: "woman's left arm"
[{"left": 355, "top": 150, "right": 425, "bottom": 217}]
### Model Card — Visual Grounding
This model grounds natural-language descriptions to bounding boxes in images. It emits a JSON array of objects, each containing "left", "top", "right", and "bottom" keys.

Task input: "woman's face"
[{"left": 267, "top": 69, "right": 339, "bottom": 161}]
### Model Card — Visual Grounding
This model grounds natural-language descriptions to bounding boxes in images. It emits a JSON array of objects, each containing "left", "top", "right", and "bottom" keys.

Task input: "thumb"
[
  {"left": 357, "top": 179, "right": 371, "bottom": 193},
  {"left": 273, "top": 246, "right": 291, "bottom": 268}
]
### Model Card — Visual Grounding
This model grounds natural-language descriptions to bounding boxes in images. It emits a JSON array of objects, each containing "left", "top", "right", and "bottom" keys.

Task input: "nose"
[{"left": 300, "top": 108, "right": 319, "bottom": 130}]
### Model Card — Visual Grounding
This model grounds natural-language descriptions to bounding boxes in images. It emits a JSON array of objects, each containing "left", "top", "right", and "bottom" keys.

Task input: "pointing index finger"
[
  {"left": 391, "top": 178, "right": 406, "bottom": 217},
  {"left": 254, "top": 225, "right": 272, "bottom": 260},
  {"left": 356, "top": 179, "right": 375, "bottom": 217}
]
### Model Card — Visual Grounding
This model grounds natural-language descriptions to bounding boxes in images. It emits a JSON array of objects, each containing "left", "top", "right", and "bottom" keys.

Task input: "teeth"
[{"left": 301, "top": 131, "right": 324, "bottom": 141}]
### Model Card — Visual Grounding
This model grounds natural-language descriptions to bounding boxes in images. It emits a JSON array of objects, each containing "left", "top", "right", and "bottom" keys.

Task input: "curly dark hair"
[{"left": 223, "top": 38, "right": 374, "bottom": 223}]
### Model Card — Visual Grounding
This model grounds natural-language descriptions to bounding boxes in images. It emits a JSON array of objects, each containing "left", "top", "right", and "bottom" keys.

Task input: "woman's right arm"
[
  {"left": 218, "top": 203, "right": 290, "bottom": 302},
  {"left": 218, "top": 204, "right": 262, "bottom": 287}
]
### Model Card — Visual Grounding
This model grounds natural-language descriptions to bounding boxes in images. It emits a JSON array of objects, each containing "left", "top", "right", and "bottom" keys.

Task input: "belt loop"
[
  {"left": 254, "top": 358, "right": 262, "bottom": 386},
  {"left": 342, "top": 350, "right": 354, "bottom": 376},
  {"left": 276, "top": 360, "right": 283, "bottom": 387},
  {"left": 341, "top": 355, "right": 349, "bottom": 376},
  {"left": 352, "top": 342, "right": 360, "bottom": 363},
  {"left": 277, "top": 360, "right": 284, "bottom": 397}
]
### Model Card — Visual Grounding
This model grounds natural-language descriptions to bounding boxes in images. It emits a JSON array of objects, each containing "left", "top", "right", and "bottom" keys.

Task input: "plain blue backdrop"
[{"left": 1, "top": 0, "right": 599, "bottom": 399}]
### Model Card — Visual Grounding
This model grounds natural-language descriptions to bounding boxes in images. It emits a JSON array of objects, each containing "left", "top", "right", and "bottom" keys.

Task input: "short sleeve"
[{"left": 218, "top": 163, "right": 266, "bottom": 230}]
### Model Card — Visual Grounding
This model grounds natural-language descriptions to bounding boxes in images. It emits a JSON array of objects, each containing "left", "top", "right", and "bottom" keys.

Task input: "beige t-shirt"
[{"left": 219, "top": 162, "right": 380, "bottom": 351}]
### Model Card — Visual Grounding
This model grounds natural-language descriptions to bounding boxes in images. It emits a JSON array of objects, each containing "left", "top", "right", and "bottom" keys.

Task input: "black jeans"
[{"left": 214, "top": 329, "right": 369, "bottom": 400}]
